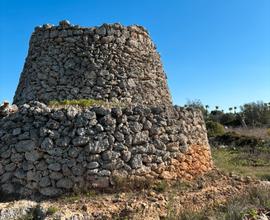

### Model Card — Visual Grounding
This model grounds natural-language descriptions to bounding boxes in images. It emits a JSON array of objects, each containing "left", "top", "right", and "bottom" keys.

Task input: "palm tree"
[
  {"left": 215, "top": 106, "right": 219, "bottom": 110},
  {"left": 205, "top": 105, "right": 209, "bottom": 116},
  {"left": 234, "top": 106, "right": 237, "bottom": 113},
  {"left": 229, "top": 107, "right": 233, "bottom": 113}
]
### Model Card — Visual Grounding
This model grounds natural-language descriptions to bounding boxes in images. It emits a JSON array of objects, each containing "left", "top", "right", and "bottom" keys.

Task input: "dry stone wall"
[
  {"left": 1, "top": 21, "right": 213, "bottom": 199},
  {"left": 0, "top": 102, "right": 212, "bottom": 199},
  {"left": 13, "top": 21, "right": 172, "bottom": 106}
]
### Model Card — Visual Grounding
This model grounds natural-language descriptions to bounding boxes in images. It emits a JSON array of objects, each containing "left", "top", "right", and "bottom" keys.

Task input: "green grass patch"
[
  {"left": 212, "top": 147, "right": 270, "bottom": 179},
  {"left": 47, "top": 206, "right": 59, "bottom": 215},
  {"left": 166, "top": 186, "right": 270, "bottom": 220},
  {"left": 48, "top": 99, "right": 125, "bottom": 108}
]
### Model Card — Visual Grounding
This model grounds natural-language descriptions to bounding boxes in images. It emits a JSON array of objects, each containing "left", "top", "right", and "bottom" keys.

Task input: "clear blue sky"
[{"left": 0, "top": 0, "right": 269, "bottom": 111}]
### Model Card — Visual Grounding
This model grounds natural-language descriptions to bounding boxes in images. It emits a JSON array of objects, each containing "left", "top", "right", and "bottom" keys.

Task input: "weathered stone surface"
[
  {"left": 56, "top": 178, "right": 73, "bottom": 189},
  {"left": 39, "top": 176, "right": 51, "bottom": 187},
  {"left": 13, "top": 23, "right": 172, "bottom": 107},
  {"left": 25, "top": 151, "right": 40, "bottom": 162},
  {"left": 133, "top": 131, "right": 149, "bottom": 145},
  {"left": 15, "top": 140, "right": 36, "bottom": 152},
  {"left": 72, "top": 136, "right": 89, "bottom": 147},
  {"left": 0, "top": 21, "right": 212, "bottom": 198},
  {"left": 40, "top": 187, "right": 61, "bottom": 196},
  {"left": 48, "top": 163, "right": 61, "bottom": 171},
  {"left": 130, "top": 154, "right": 143, "bottom": 169},
  {"left": 41, "top": 137, "right": 54, "bottom": 150}
]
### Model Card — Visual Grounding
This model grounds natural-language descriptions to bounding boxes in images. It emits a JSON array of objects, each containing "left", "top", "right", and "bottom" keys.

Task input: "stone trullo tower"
[{"left": 0, "top": 21, "right": 212, "bottom": 198}]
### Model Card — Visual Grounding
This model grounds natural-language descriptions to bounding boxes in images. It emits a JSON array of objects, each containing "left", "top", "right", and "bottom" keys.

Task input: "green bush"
[
  {"left": 267, "top": 128, "right": 270, "bottom": 136},
  {"left": 47, "top": 206, "right": 58, "bottom": 215},
  {"left": 206, "top": 121, "right": 225, "bottom": 137},
  {"left": 48, "top": 99, "right": 124, "bottom": 108}
]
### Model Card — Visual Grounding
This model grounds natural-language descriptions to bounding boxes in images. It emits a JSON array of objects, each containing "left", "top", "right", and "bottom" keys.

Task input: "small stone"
[
  {"left": 87, "top": 162, "right": 99, "bottom": 169},
  {"left": 25, "top": 150, "right": 40, "bottom": 162},
  {"left": 133, "top": 131, "right": 149, "bottom": 145},
  {"left": 51, "top": 111, "right": 65, "bottom": 121},
  {"left": 72, "top": 136, "right": 89, "bottom": 147},
  {"left": 50, "top": 172, "right": 63, "bottom": 180},
  {"left": 95, "top": 26, "right": 107, "bottom": 36},
  {"left": 4, "top": 163, "right": 16, "bottom": 172},
  {"left": 56, "top": 137, "right": 70, "bottom": 147},
  {"left": 39, "top": 176, "right": 51, "bottom": 187},
  {"left": 0, "top": 164, "right": 4, "bottom": 175},
  {"left": 130, "top": 154, "right": 143, "bottom": 169},
  {"left": 40, "top": 187, "right": 61, "bottom": 196},
  {"left": 121, "top": 150, "right": 131, "bottom": 162},
  {"left": 128, "top": 121, "right": 143, "bottom": 133},
  {"left": 98, "top": 170, "right": 111, "bottom": 176},
  {"left": 114, "top": 131, "right": 125, "bottom": 142},
  {"left": 59, "top": 20, "right": 71, "bottom": 27},
  {"left": 67, "top": 106, "right": 78, "bottom": 119},
  {"left": 56, "top": 178, "right": 73, "bottom": 189},
  {"left": 12, "top": 128, "right": 21, "bottom": 136},
  {"left": 41, "top": 137, "right": 54, "bottom": 150},
  {"left": 68, "top": 147, "right": 80, "bottom": 158},
  {"left": 48, "top": 163, "right": 61, "bottom": 171},
  {"left": 15, "top": 140, "right": 36, "bottom": 152}
]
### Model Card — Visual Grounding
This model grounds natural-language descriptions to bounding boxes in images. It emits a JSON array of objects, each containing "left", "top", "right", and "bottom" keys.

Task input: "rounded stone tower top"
[{"left": 13, "top": 20, "right": 172, "bottom": 106}]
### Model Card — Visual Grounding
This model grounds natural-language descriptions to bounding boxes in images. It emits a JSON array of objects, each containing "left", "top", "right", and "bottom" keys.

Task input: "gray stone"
[
  {"left": 4, "top": 163, "right": 16, "bottom": 172},
  {"left": 56, "top": 178, "right": 73, "bottom": 189},
  {"left": 15, "top": 140, "right": 36, "bottom": 152},
  {"left": 130, "top": 154, "right": 143, "bottom": 169},
  {"left": 49, "top": 172, "right": 63, "bottom": 180},
  {"left": 36, "top": 160, "right": 47, "bottom": 171},
  {"left": 56, "top": 136, "right": 70, "bottom": 147},
  {"left": 72, "top": 136, "right": 89, "bottom": 147},
  {"left": 121, "top": 150, "right": 131, "bottom": 162},
  {"left": 41, "top": 137, "right": 54, "bottom": 150},
  {"left": 1, "top": 183, "right": 14, "bottom": 194},
  {"left": 27, "top": 171, "right": 40, "bottom": 182},
  {"left": 0, "top": 164, "right": 4, "bottom": 175},
  {"left": 51, "top": 111, "right": 65, "bottom": 121},
  {"left": 114, "top": 131, "right": 125, "bottom": 142},
  {"left": 59, "top": 20, "right": 71, "bottom": 27},
  {"left": 1, "top": 172, "right": 12, "bottom": 183},
  {"left": 11, "top": 153, "right": 24, "bottom": 163},
  {"left": 22, "top": 161, "right": 34, "bottom": 171},
  {"left": 87, "top": 162, "right": 99, "bottom": 169},
  {"left": 133, "top": 131, "right": 149, "bottom": 145},
  {"left": 76, "top": 127, "right": 86, "bottom": 136},
  {"left": 98, "top": 170, "right": 111, "bottom": 176},
  {"left": 25, "top": 150, "right": 40, "bottom": 162},
  {"left": 12, "top": 128, "right": 21, "bottom": 136},
  {"left": 39, "top": 176, "right": 51, "bottom": 187},
  {"left": 46, "top": 148, "right": 63, "bottom": 156},
  {"left": 67, "top": 106, "right": 78, "bottom": 119},
  {"left": 48, "top": 163, "right": 61, "bottom": 171},
  {"left": 179, "top": 143, "right": 189, "bottom": 153},
  {"left": 129, "top": 121, "right": 143, "bottom": 133},
  {"left": 84, "top": 138, "right": 109, "bottom": 153},
  {"left": 101, "top": 115, "right": 116, "bottom": 126},
  {"left": 40, "top": 187, "right": 61, "bottom": 196},
  {"left": 71, "top": 164, "right": 85, "bottom": 176},
  {"left": 68, "top": 147, "right": 81, "bottom": 158}
]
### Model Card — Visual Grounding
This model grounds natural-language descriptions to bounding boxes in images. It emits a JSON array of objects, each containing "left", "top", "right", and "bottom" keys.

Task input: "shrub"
[
  {"left": 48, "top": 99, "right": 124, "bottom": 108},
  {"left": 47, "top": 206, "right": 58, "bottom": 215},
  {"left": 206, "top": 121, "right": 225, "bottom": 137},
  {"left": 267, "top": 128, "right": 270, "bottom": 137}
]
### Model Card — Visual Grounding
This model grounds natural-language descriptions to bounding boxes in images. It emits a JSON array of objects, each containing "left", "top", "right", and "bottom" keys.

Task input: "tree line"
[{"left": 185, "top": 100, "right": 270, "bottom": 128}]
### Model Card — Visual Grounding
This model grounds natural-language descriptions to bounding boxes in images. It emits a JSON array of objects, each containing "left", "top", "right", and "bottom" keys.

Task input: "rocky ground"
[{"left": 1, "top": 168, "right": 269, "bottom": 220}]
